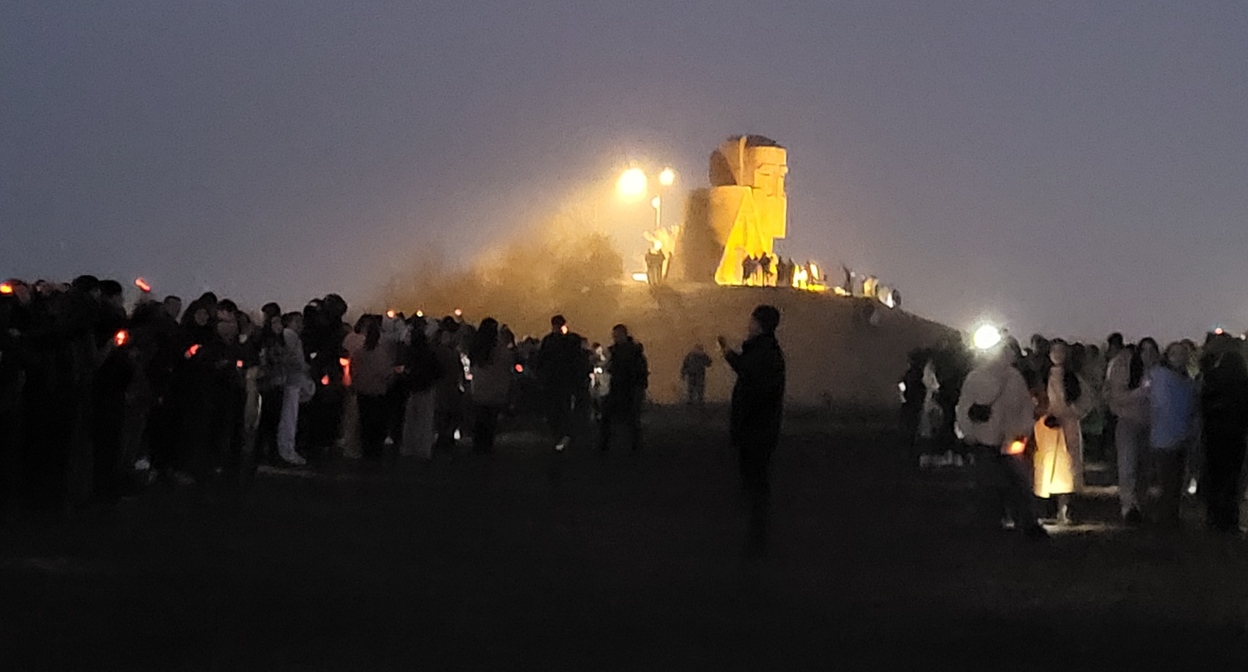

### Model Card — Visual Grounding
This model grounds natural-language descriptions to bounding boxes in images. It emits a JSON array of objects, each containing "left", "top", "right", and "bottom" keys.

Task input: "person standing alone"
[{"left": 718, "top": 305, "right": 786, "bottom": 556}]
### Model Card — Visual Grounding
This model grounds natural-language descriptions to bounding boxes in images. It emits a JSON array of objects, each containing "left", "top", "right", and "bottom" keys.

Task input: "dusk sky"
[{"left": 4, "top": 1, "right": 1246, "bottom": 342}]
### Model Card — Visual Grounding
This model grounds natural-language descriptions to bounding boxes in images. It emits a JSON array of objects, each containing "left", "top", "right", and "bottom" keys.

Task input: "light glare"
[
  {"left": 972, "top": 324, "right": 1002, "bottom": 351},
  {"left": 617, "top": 168, "right": 648, "bottom": 198}
]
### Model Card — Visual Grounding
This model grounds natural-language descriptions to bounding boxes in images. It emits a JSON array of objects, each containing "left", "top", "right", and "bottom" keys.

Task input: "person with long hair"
[
  {"left": 467, "top": 318, "right": 513, "bottom": 454},
  {"left": 1032, "top": 339, "right": 1095, "bottom": 525},
  {"left": 1106, "top": 338, "right": 1160, "bottom": 525},
  {"left": 351, "top": 315, "right": 396, "bottom": 460},
  {"left": 400, "top": 324, "right": 442, "bottom": 461}
]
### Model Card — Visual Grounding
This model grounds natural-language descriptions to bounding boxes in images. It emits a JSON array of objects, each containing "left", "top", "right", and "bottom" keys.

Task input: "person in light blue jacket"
[{"left": 1146, "top": 342, "right": 1199, "bottom": 527}]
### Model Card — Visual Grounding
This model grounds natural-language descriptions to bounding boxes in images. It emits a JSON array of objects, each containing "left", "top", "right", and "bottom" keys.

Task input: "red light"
[
  {"left": 134, "top": 278, "right": 152, "bottom": 293},
  {"left": 320, "top": 375, "right": 330, "bottom": 386},
  {"left": 185, "top": 344, "right": 201, "bottom": 358},
  {"left": 0, "top": 283, "right": 12, "bottom": 295},
  {"left": 235, "top": 360, "right": 244, "bottom": 369},
  {"left": 113, "top": 330, "right": 129, "bottom": 347},
  {"left": 514, "top": 364, "right": 523, "bottom": 373}
]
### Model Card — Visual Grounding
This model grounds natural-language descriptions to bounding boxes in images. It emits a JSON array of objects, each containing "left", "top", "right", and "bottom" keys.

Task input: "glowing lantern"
[
  {"left": 185, "top": 344, "right": 201, "bottom": 358},
  {"left": 386, "top": 310, "right": 396, "bottom": 319},
  {"left": 415, "top": 310, "right": 424, "bottom": 318},
  {"left": 320, "top": 375, "right": 330, "bottom": 386},
  {"left": 454, "top": 309, "right": 463, "bottom": 317},
  {"left": 0, "top": 282, "right": 12, "bottom": 295},
  {"left": 114, "top": 330, "right": 129, "bottom": 347},
  {"left": 134, "top": 278, "right": 152, "bottom": 293},
  {"left": 1005, "top": 440, "right": 1026, "bottom": 456}
]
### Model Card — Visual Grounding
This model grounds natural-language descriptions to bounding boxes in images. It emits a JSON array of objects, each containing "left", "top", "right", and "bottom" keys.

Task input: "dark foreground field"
[{"left": 3, "top": 408, "right": 1248, "bottom": 670}]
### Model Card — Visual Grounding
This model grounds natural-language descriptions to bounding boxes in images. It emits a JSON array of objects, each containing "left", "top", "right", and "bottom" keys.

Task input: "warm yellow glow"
[
  {"left": 651, "top": 196, "right": 661, "bottom": 209},
  {"left": 415, "top": 310, "right": 424, "bottom": 318},
  {"left": 386, "top": 310, "right": 396, "bottom": 319},
  {"left": 617, "top": 167, "right": 648, "bottom": 198},
  {"left": 1005, "top": 440, "right": 1026, "bottom": 456},
  {"left": 454, "top": 309, "right": 463, "bottom": 317},
  {"left": 651, "top": 239, "right": 662, "bottom": 251},
  {"left": 631, "top": 272, "right": 649, "bottom": 282},
  {"left": 114, "top": 330, "right": 129, "bottom": 347},
  {"left": 973, "top": 324, "right": 1003, "bottom": 351},
  {"left": 0, "top": 283, "right": 11, "bottom": 295},
  {"left": 658, "top": 167, "right": 676, "bottom": 187},
  {"left": 809, "top": 262, "right": 819, "bottom": 281}
]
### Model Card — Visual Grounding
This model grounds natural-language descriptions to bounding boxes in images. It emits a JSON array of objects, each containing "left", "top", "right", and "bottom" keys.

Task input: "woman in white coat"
[
  {"left": 1105, "top": 338, "right": 1160, "bottom": 524},
  {"left": 1033, "top": 339, "right": 1095, "bottom": 524}
]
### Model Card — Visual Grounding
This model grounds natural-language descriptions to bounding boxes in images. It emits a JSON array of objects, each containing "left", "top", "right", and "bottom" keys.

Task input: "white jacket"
[{"left": 956, "top": 359, "right": 1035, "bottom": 448}]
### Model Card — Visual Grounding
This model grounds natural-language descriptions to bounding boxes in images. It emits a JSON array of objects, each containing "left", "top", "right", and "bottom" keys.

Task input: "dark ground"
[{"left": 3, "top": 407, "right": 1248, "bottom": 670}]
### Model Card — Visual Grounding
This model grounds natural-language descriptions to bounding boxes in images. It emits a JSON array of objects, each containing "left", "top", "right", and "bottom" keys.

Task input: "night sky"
[{"left": 4, "top": 2, "right": 1246, "bottom": 342}]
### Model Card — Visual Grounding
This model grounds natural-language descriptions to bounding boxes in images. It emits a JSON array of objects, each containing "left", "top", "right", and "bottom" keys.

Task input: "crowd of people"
[
  {"left": 0, "top": 275, "right": 789, "bottom": 545},
  {"left": 905, "top": 329, "right": 1248, "bottom": 538}
]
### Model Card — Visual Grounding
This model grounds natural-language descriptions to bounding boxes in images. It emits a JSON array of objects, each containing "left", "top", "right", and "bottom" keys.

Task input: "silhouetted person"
[
  {"left": 760, "top": 253, "right": 775, "bottom": 286},
  {"left": 899, "top": 349, "right": 929, "bottom": 450},
  {"left": 680, "top": 344, "right": 713, "bottom": 406},
  {"left": 468, "top": 317, "right": 513, "bottom": 454},
  {"left": 536, "top": 315, "right": 590, "bottom": 452},
  {"left": 718, "top": 304, "right": 785, "bottom": 556},
  {"left": 1199, "top": 334, "right": 1248, "bottom": 531},
  {"left": 162, "top": 295, "right": 183, "bottom": 322},
  {"left": 741, "top": 255, "right": 757, "bottom": 286},
  {"left": 599, "top": 324, "right": 648, "bottom": 452},
  {"left": 645, "top": 249, "right": 665, "bottom": 286}
]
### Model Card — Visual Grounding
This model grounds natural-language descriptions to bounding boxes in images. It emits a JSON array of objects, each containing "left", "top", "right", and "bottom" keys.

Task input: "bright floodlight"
[
  {"left": 658, "top": 167, "right": 676, "bottom": 187},
  {"left": 617, "top": 168, "right": 648, "bottom": 198},
  {"left": 972, "top": 324, "right": 1003, "bottom": 351}
]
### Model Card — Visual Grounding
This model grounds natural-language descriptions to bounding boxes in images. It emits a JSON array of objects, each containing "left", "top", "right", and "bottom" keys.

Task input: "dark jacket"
[
  {"left": 726, "top": 334, "right": 786, "bottom": 446},
  {"left": 536, "top": 331, "right": 590, "bottom": 392},
  {"left": 1201, "top": 351, "right": 1248, "bottom": 441},
  {"left": 606, "top": 338, "right": 648, "bottom": 401}
]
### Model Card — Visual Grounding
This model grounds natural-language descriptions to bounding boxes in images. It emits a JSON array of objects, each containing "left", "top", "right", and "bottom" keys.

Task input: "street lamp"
[
  {"left": 658, "top": 167, "right": 676, "bottom": 187},
  {"left": 617, "top": 168, "right": 648, "bottom": 199}
]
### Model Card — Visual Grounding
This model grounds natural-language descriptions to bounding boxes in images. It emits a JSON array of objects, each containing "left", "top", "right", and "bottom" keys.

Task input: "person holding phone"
[{"left": 718, "top": 305, "right": 785, "bottom": 556}]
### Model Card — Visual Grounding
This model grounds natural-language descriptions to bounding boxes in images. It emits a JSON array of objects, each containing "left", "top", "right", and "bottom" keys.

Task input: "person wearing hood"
[
  {"left": 598, "top": 324, "right": 648, "bottom": 452},
  {"left": 718, "top": 305, "right": 786, "bottom": 555}
]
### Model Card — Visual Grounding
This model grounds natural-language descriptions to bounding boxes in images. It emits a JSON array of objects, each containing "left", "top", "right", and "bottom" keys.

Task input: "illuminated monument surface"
[{"left": 670, "top": 135, "right": 789, "bottom": 285}]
